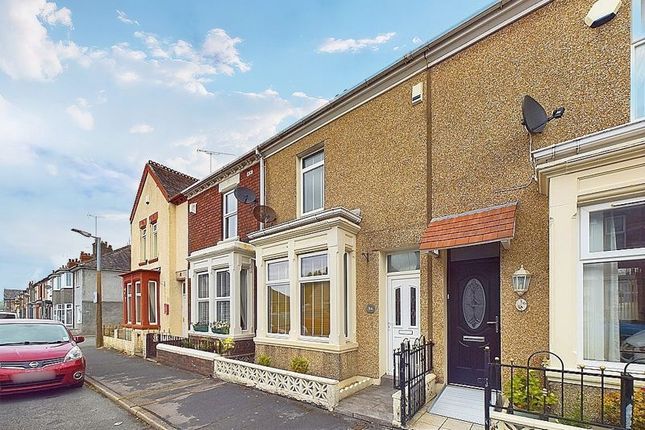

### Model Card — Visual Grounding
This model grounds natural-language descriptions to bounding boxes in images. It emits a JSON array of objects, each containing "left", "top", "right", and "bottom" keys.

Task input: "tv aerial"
[{"left": 521, "top": 95, "right": 565, "bottom": 134}]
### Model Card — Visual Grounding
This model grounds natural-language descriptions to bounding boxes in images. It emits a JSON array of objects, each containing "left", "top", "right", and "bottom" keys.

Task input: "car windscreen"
[
  {"left": 0, "top": 313, "right": 16, "bottom": 319},
  {"left": 0, "top": 324, "right": 70, "bottom": 345}
]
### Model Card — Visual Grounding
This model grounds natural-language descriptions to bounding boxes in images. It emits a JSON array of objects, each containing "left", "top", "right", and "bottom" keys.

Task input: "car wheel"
[{"left": 72, "top": 378, "right": 85, "bottom": 388}]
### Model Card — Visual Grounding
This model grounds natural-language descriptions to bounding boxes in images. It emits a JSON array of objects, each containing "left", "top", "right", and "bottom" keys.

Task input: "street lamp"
[{"left": 71, "top": 227, "right": 103, "bottom": 348}]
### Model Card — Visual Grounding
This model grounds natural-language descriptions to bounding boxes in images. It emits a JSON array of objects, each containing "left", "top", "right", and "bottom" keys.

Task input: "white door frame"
[{"left": 386, "top": 272, "right": 421, "bottom": 375}]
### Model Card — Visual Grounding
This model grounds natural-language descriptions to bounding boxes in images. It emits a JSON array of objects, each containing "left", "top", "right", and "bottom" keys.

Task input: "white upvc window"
[
  {"left": 299, "top": 252, "right": 330, "bottom": 338},
  {"left": 300, "top": 150, "right": 324, "bottom": 215},
  {"left": 580, "top": 198, "right": 645, "bottom": 365},
  {"left": 214, "top": 270, "right": 231, "bottom": 328},
  {"left": 151, "top": 223, "right": 158, "bottom": 259},
  {"left": 140, "top": 227, "right": 147, "bottom": 262},
  {"left": 64, "top": 303, "right": 73, "bottom": 326},
  {"left": 135, "top": 282, "right": 142, "bottom": 324},
  {"left": 633, "top": 0, "right": 645, "bottom": 119},
  {"left": 126, "top": 283, "right": 132, "bottom": 323},
  {"left": 53, "top": 276, "right": 61, "bottom": 291},
  {"left": 223, "top": 190, "right": 237, "bottom": 240},
  {"left": 54, "top": 304, "right": 63, "bottom": 322},
  {"left": 75, "top": 305, "right": 82, "bottom": 324},
  {"left": 267, "top": 259, "right": 290, "bottom": 335},
  {"left": 196, "top": 272, "right": 210, "bottom": 325},
  {"left": 64, "top": 272, "right": 73, "bottom": 288},
  {"left": 148, "top": 281, "right": 158, "bottom": 325},
  {"left": 240, "top": 268, "right": 249, "bottom": 331}
]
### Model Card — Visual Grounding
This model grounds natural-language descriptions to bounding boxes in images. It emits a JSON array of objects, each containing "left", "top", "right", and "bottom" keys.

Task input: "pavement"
[
  {"left": 0, "top": 382, "right": 149, "bottom": 430},
  {"left": 80, "top": 338, "right": 376, "bottom": 430}
]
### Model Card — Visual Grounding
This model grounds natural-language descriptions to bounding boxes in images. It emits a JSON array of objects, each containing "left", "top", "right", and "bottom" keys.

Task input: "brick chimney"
[
  {"left": 79, "top": 251, "right": 92, "bottom": 262},
  {"left": 92, "top": 241, "right": 113, "bottom": 256}
]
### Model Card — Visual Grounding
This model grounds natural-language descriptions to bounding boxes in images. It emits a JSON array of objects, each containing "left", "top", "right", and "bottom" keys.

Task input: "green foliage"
[
  {"left": 256, "top": 353, "right": 272, "bottom": 367},
  {"left": 503, "top": 370, "right": 557, "bottom": 413},
  {"left": 290, "top": 356, "right": 309, "bottom": 374},
  {"left": 604, "top": 388, "right": 645, "bottom": 430},
  {"left": 218, "top": 337, "right": 235, "bottom": 355}
]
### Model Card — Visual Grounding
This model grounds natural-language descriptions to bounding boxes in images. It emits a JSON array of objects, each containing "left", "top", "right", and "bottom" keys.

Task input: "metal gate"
[{"left": 393, "top": 336, "right": 434, "bottom": 426}]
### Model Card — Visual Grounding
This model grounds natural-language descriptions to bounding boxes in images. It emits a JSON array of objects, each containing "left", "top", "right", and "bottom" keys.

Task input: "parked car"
[
  {"left": 621, "top": 329, "right": 645, "bottom": 362},
  {"left": 0, "top": 312, "right": 17, "bottom": 319},
  {"left": 0, "top": 319, "right": 86, "bottom": 395}
]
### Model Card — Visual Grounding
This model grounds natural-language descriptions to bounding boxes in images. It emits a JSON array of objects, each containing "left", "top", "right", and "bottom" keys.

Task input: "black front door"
[{"left": 448, "top": 254, "right": 500, "bottom": 387}]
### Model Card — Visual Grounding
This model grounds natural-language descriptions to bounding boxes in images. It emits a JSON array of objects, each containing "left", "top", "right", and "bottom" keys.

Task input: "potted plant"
[
  {"left": 211, "top": 321, "right": 230, "bottom": 334},
  {"left": 192, "top": 322, "right": 208, "bottom": 332},
  {"left": 503, "top": 370, "right": 557, "bottom": 416}
]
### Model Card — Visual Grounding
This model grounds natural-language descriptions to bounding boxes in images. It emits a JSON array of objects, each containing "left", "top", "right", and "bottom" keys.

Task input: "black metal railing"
[
  {"left": 483, "top": 347, "right": 645, "bottom": 430},
  {"left": 393, "top": 336, "right": 434, "bottom": 426}
]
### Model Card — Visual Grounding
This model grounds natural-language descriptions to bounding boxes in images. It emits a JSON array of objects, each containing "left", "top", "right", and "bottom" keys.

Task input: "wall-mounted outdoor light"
[{"left": 512, "top": 265, "right": 531, "bottom": 311}]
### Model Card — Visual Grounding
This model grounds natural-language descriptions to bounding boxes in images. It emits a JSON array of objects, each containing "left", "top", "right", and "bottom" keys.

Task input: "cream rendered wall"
[{"left": 549, "top": 156, "right": 645, "bottom": 371}]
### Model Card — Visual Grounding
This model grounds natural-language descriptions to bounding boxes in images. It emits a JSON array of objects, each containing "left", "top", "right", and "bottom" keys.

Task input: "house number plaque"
[
  {"left": 516, "top": 298, "right": 528, "bottom": 312},
  {"left": 366, "top": 304, "right": 376, "bottom": 314}
]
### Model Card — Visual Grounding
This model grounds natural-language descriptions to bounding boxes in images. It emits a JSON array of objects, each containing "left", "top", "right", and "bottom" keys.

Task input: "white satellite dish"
[{"left": 584, "top": 0, "right": 622, "bottom": 28}]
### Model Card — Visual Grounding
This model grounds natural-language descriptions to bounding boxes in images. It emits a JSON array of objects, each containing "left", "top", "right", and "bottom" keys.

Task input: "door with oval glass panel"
[
  {"left": 387, "top": 275, "right": 421, "bottom": 374},
  {"left": 448, "top": 255, "right": 500, "bottom": 388}
]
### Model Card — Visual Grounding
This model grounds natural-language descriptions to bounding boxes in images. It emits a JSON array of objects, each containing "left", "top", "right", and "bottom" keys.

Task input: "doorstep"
[
  {"left": 409, "top": 413, "right": 483, "bottom": 430},
  {"left": 335, "top": 379, "right": 396, "bottom": 427}
]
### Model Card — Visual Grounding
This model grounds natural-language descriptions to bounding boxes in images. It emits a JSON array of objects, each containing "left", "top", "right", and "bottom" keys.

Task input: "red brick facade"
[{"left": 188, "top": 162, "right": 260, "bottom": 254}]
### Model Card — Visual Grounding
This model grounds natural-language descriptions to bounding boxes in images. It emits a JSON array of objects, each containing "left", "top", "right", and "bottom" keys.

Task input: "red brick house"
[{"left": 183, "top": 151, "right": 260, "bottom": 345}]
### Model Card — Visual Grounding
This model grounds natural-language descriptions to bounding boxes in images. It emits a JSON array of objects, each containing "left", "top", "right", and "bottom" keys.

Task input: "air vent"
[
  {"left": 411, "top": 82, "right": 423, "bottom": 104},
  {"left": 189, "top": 203, "right": 197, "bottom": 214}
]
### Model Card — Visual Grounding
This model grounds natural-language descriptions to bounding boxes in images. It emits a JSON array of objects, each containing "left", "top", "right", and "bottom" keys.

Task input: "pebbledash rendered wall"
[
  {"left": 428, "top": 0, "right": 630, "bottom": 382},
  {"left": 262, "top": 74, "right": 430, "bottom": 380}
]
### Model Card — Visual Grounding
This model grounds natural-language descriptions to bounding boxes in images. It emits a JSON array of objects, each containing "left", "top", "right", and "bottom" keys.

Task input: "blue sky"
[{"left": 0, "top": 0, "right": 493, "bottom": 297}]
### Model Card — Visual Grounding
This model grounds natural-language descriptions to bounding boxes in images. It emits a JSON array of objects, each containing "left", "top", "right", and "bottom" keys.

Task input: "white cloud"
[
  {"left": 116, "top": 71, "right": 139, "bottom": 83},
  {"left": 0, "top": 94, "right": 39, "bottom": 166},
  {"left": 318, "top": 32, "right": 396, "bottom": 53},
  {"left": 116, "top": 10, "right": 139, "bottom": 26},
  {"left": 202, "top": 29, "right": 250, "bottom": 74},
  {"left": 0, "top": 0, "right": 77, "bottom": 80},
  {"left": 129, "top": 123, "right": 154, "bottom": 134},
  {"left": 66, "top": 99, "right": 94, "bottom": 130},
  {"left": 412, "top": 36, "right": 422, "bottom": 44}
]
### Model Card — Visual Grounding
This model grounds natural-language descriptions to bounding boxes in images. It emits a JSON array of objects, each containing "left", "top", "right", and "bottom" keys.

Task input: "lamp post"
[{"left": 72, "top": 228, "right": 103, "bottom": 348}]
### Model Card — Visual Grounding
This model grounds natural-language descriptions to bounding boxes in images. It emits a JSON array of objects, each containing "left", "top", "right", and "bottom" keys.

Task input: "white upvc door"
[{"left": 387, "top": 274, "right": 420, "bottom": 374}]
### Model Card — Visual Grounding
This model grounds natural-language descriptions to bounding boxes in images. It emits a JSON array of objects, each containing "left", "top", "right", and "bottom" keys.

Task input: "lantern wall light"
[{"left": 512, "top": 265, "right": 531, "bottom": 311}]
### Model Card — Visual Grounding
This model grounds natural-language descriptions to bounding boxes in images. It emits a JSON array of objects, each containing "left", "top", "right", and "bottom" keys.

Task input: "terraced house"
[{"left": 121, "top": 161, "right": 197, "bottom": 338}]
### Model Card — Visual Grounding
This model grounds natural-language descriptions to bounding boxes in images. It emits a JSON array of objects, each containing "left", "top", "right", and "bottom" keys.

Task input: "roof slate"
[
  {"left": 79, "top": 245, "right": 131, "bottom": 272},
  {"left": 3, "top": 289, "right": 22, "bottom": 301},
  {"left": 420, "top": 202, "right": 518, "bottom": 251},
  {"left": 147, "top": 161, "right": 198, "bottom": 200}
]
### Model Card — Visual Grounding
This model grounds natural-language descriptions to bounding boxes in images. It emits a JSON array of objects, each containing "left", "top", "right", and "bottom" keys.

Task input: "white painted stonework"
[{"left": 213, "top": 356, "right": 340, "bottom": 410}]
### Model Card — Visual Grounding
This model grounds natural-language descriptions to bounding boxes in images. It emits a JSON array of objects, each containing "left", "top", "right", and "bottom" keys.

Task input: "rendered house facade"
[
  {"left": 184, "top": 153, "right": 260, "bottom": 342},
  {"left": 121, "top": 161, "right": 197, "bottom": 336}
]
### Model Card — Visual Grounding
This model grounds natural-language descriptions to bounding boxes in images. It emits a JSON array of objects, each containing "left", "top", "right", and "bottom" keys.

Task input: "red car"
[{"left": 0, "top": 319, "right": 86, "bottom": 395}]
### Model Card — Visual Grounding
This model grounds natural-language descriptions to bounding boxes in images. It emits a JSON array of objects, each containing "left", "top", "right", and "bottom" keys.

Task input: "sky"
[{"left": 0, "top": 0, "right": 494, "bottom": 296}]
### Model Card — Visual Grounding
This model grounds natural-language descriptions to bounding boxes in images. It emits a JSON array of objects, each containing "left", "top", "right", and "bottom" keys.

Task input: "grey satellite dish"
[
  {"left": 253, "top": 205, "right": 277, "bottom": 223},
  {"left": 521, "top": 95, "right": 565, "bottom": 134},
  {"left": 585, "top": 0, "right": 621, "bottom": 28},
  {"left": 233, "top": 187, "right": 256, "bottom": 204}
]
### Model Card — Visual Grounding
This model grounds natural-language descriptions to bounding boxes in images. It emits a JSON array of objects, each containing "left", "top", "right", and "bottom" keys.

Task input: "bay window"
[
  {"left": 301, "top": 150, "right": 324, "bottom": 214},
  {"left": 300, "top": 253, "right": 330, "bottom": 337},
  {"left": 240, "top": 269, "right": 248, "bottom": 331},
  {"left": 223, "top": 191, "right": 237, "bottom": 239},
  {"left": 197, "top": 272, "right": 209, "bottom": 325},
  {"left": 148, "top": 281, "right": 157, "bottom": 325},
  {"left": 126, "top": 283, "right": 132, "bottom": 323},
  {"left": 581, "top": 199, "right": 645, "bottom": 363},
  {"left": 267, "top": 260, "right": 290, "bottom": 334}
]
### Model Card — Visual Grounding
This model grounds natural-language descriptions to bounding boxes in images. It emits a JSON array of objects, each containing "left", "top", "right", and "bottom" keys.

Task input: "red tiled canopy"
[{"left": 420, "top": 202, "right": 518, "bottom": 251}]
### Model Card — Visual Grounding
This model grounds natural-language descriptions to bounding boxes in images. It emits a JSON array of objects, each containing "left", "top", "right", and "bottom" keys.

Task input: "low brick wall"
[
  {"left": 188, "top": 333, "right": 255, "bottom": 357},
  {"left": 156, "top": 344, "right": 216, "bottom": 377}
]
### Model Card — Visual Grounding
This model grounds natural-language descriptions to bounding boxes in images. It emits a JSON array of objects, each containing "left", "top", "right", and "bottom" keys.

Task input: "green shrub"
[
  {"left": 503, "top": 370, "right": 557, "bottom": 413},
  {"left": 218, "top": 337, "right": 235, "bottom": 355},
  {"left": 256, "top": 353, "right": 272, "bottom": 367},
  {"left": 290, "top": 356, "right": 309, "bottom": 374}
]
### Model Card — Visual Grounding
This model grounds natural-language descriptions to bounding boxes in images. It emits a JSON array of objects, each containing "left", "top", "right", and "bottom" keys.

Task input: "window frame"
[
  {"left": 140, "top": 227, "right": 147, "bottom": 262},
  {"left": 126, "top": 283, "right": 132, "bottom": 323},
  {"left": 578, "top": 196, "right": 645, "bottom": 371},
  {"left": 196, "top": 272, "right": 210, "bottom": 326},
  {"left": 632, "top": 4, "right": 645, "bottom": 121},
  {"left": 300, "top": 150, "right": 325, "bottom": 216},
  {"left": 266, "top": 258, "right": 290, "bottom": 337},
  {"left": 151, "top": 222, "right": 158, "bottom": 259},
  {"left": 223, "top": 190, "right": 238, "bottom": 240},
  {"left": 148, "top": 280, "right": 158, "bottom": 325},
  {"left": 298, "top": 251, "right": 331, "bottom": 340},
  {"left": 214, "top": 269, "right": 231, "bottom": 325},
  {"left": 135, "top": 281, "right": 142, "bottom": 324},
  {"left": 64, "top": 303, "right": 73, "bottom": 326}
]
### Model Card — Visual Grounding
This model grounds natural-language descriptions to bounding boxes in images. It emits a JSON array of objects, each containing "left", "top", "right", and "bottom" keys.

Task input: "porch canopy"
[{"left": 419, "top": 202, "right": 517, "bottom": 252}]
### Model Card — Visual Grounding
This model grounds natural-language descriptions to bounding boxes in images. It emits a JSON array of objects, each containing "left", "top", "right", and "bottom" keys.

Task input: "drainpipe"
[{"left": 255, "top": 148, "right": 265, "bottom": 230}]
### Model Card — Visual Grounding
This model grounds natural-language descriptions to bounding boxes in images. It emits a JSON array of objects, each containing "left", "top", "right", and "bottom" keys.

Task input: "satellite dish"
[
  {"left": 233, "top": 187, "right": 256, "bottom": 204},
  {"left": 585, "top": 0, "right": 621, "bottom": 28},
  {"left": 253, "top": 205, "right": 277, "bottom": 223},
  {"left": 521, "top": 95, "right": 565, "bottom": 134},
  {"left": 522, "top": 96, "right": 548, "bottom": 133}
]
